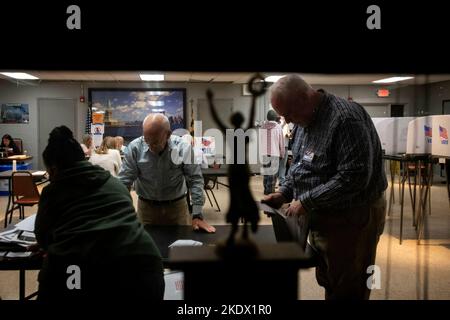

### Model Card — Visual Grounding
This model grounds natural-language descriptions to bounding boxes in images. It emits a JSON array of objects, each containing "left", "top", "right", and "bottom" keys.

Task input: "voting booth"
[
  {"left": 372, "top": 117, "right": 416, "bottom": 155},
  {"left": 406, "top": 116, "right": 433, "bottom": 155},
  {"left": 431, "top": 115, "right": 450, "bottom": 157},
  {"left": 405, "top": 115, "right": 450, "bottom": 157},
  {"left": 163, "top": 270, "right": 184, "bottom": 300}
]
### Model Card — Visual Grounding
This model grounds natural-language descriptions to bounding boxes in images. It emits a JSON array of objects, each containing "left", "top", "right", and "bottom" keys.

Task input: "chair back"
[
  {"left": 12, "top": 171, "right": 40, "bottom": 200},
  {"left": 13, "top": 138, "right": 23, "bottom": 154}
]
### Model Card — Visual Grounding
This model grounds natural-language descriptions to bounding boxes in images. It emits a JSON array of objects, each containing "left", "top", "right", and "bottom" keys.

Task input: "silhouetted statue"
[{"left": 206, "top": 73, "right": 267, "bottom": 258}]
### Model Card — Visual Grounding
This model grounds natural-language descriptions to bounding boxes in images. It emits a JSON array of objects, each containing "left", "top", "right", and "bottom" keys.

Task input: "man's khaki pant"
[
  {"left": 309, "top": 194, "right": 386, "bottom": 300},
  {"left": 137, "top": 197, "right": 190, "bottom": 225}
]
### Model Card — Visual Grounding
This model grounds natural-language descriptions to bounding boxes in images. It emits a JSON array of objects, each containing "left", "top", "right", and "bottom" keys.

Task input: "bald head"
[
  {"left": 142, "top": 113, "right": 171, "bottom": 154},
  {"left": 270, "top": 74, "right": 320, "bottom": 127},
  {"left": 143, "top": 113, "right": 170, "bottom": 132}
]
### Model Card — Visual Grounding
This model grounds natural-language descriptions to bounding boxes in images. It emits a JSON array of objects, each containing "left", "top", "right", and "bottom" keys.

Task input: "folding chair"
[
  {"left": 204, "top": 176, "right": 221, "bottom": 212},
  {"left": 5, "top": 171, "right": 40, "bottom": 226}
]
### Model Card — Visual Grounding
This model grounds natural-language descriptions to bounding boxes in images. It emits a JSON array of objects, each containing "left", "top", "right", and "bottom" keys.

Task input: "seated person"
[
  {"left": 115, "top": 136, "right": 127, "bottom": 154},
  {"left": 34, "top": 126, "right": 164, "bottom": 301},
  {"left": 89, "top": 136, "right": 122, "bottom": 176},
  {"left": 1, "top": 134, "right": 21, "bottom": 156},
  {"left": 80, "top": 134, "right": 94, "bottom": 156}
]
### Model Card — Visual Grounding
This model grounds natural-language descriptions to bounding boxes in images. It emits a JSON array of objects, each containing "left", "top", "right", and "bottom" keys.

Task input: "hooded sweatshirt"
[
  {"left": 259, "top": 120, "right": 285, "bottom": 158},
  {"left": 35, "top": 161, "right": 161, "bottom": 262}
]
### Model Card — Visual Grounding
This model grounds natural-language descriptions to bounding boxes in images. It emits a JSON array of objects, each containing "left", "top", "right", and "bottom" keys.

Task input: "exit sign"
[{"left": 377, "top": 89, "right": 390, "bottom": 97}]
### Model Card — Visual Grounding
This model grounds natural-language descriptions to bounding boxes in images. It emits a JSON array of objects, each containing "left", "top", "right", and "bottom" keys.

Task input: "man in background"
[{"left": 118, "top": 113, "right": 216, "bottom": 233}]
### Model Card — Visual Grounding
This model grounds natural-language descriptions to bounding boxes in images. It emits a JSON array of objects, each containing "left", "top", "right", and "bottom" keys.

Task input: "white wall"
[
  {"left": 425, "top": 80, "right": 450, "bottom": 115},
  {"left": 0, "top": 81, "right": 83, "bottom": 169}
]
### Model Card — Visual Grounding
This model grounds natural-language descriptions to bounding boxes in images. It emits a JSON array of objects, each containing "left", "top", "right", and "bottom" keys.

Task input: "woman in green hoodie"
[{"left": 35, "top": 126, "right": 164, "bottom": 301}]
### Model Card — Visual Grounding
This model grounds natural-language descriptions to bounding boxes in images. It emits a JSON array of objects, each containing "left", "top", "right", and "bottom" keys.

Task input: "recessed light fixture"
[
  {"left": 139, "top": 74, "right": 164, "bottom": 81},
  {"left": 265, "top": 75, "right": 285, "bottom": 82},
  {"left": 0, "top": 72, "right": 39, "bottom": 80},
  {"left": 372, "top": 76, "right": 414, "bottom": 84}
]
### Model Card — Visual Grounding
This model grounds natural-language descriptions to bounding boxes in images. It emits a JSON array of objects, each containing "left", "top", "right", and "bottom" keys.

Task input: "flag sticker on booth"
[
  {"left": 439, "top": 125, "right": 448, "bottom": 145},
  {"left": 424, "top": 125, "right": 432, "bottom": 143}
]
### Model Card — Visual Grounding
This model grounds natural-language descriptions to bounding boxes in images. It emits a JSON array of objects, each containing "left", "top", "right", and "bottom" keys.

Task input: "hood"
[
  {"left": 260, "top": 120, "right": 279, "bottom": 130},
  {"left": 52, "top": 160, "right": 111, "bottom": 189}
]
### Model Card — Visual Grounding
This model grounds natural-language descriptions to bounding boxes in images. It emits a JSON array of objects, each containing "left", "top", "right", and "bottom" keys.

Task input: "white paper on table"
[
  {"left": 15, "top": 213, "right": 36, "bottom": 232},
  {"left": 168, "top": 240, "right": 203, "bottom": 248},
  {"left": 5, "top": 251, "right": 32, "bottom": 258},
  {"left": 31, "top": 171, "right": 47, "bottom": 176}
]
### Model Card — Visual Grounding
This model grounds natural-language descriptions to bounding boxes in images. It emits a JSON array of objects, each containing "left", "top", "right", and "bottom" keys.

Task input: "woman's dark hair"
[
  {"left": 1, "top": 134, "right": 16, "bottom": 147},
  {"left": 1, "top": 134, "right": 19, "bottom": 154},
  {"left": 267, "top": 109, "right": 279, "bottom": 122},
  {"left": 42, "top": 126, "right": 85, "bottom": 170}
]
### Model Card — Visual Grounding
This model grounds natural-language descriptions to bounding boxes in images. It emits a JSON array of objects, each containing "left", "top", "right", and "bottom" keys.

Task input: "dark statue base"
[{"left": 167, "top": 241, "right": 314, "bottom": 300}]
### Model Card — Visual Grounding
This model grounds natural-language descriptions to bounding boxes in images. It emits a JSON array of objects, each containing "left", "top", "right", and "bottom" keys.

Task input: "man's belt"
[{"left": 138, "top": 194, "right": 186, "bottom": 206}]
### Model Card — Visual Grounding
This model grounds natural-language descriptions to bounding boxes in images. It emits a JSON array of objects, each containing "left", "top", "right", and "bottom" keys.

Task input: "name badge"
[{"left": 302, "top": 151, "right": 314, "bottom": 163}]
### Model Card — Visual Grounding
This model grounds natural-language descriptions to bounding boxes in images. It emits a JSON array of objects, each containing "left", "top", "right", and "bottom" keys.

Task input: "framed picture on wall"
[
  {"left": 88, "top": 88, "right": 187, "bottom": 144},
  {"left": 0, "top": 103, "right": 29, "bottom": 124}
]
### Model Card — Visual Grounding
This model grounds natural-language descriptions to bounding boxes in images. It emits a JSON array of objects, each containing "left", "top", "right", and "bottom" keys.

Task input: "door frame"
[
  {"left": 37, "top": 98, "right": 78, "bottom": 169},
  {"left": 442, "top": 99, "right": 450, "bottom": 114}
]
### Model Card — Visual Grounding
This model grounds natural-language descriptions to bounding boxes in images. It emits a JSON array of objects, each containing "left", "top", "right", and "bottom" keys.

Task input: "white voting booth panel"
[
  {"left": 164, "top": 271, "right": 184, "bottom": 300},
  {"left": 431, "top": 115, "right": 450, "bottom": 157},
  {"left": 372, "top": 117, "right": 415, "bottom": 154},
  {"left": 405, "top": 115, "right": 450, "bottom": 156},
  {"left": 406, "top": 116, "right": 432, "bottom": 154}
]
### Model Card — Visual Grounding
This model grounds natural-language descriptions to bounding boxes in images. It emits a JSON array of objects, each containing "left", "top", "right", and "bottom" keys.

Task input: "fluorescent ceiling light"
[
  {"left": 0, "top": 72, "right": 39, "bottom": 80},
  {"left": 265, "top": 75, "right": 285, "bottom": 82},
  {"left": 139, "top": 74, "right": 164, "bottom": 81},
  {"left": 372, "top": 76, "right": 414, "bottom": 84}
]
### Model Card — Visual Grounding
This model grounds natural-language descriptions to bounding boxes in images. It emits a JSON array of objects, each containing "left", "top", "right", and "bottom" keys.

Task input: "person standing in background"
[
  {"left": 89, "top": 136, "right": 122, "bottom": 176},
  {"left": 115, "top": 136, "right": 127, "bottom": 154},
  {"left": 259, "top": 110, "right": 285, "bottom": 195},
  {"left": 80, "top": 134, "right": 94, "bottom": 157},
  {"left": 277, "top": 116, "right": 291, "bottom": 186},
  {"left": 118, "top": 113, "right": 216, "bottom": 233}
]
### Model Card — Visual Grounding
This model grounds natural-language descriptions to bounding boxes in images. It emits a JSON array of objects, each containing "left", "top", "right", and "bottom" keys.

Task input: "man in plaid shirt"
[{"left": 263, "top": 74, "right": 387, "bottom": 299}]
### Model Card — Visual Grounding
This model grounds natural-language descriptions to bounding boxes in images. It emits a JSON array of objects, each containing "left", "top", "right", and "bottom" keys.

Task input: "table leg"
[
  {"left": 3, "top": 178, "right": 12, "bottom": 228},
  {"left": 400, "top": 168, "right": 406, "bottom": 244},
  {"left": 19, "top": 269, "right": 25, "bottom": 300}
]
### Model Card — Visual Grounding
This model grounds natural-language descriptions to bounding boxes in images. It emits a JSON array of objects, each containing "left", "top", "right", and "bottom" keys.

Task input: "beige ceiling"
[{"left": 1, "top": 71, "right": 450, "bottom": 85}]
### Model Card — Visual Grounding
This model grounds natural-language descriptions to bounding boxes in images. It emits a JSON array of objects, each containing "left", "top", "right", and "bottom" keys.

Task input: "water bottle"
[{"left": 12, "top": 160, "right": 17, "bottom": 172}]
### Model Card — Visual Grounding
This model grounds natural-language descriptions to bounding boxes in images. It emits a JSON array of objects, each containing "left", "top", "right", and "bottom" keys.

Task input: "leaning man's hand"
[
  {"left": 192, "top": 218, "right": 216, "bottom": 233},
  {"left": 285, "top": 200, "right": 307, "bottom": 217}
]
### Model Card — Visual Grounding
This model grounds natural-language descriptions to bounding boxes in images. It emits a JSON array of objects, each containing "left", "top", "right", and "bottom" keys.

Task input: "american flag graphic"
[
  {"left": 440, "top": 125, "right": 448, "bottom": 144},
  {"left": 85, "top": 105, "right": 92, "bottom": 134}
]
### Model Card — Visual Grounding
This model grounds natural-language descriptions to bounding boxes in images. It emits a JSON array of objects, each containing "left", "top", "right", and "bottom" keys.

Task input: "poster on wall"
[
  {"left": 91, "top": 124, "right": 105, "bottom": 135},
  {"left": 0, "top": 103, "right": 29, "bottom": 124},
  {"left": 89, "top": 88, "right": 186, "bottom": 144}
]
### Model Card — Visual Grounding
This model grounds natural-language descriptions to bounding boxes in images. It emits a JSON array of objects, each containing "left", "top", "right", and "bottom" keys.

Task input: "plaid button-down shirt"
[{"left": 279, "top": 90, "right": 387, "bottom": 213}]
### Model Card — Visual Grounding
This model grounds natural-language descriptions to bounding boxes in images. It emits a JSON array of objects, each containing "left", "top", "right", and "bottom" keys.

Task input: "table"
[
  {"left": 0, "top": 250, "right": 42, "bottom": 300},
  {"left": 383, "top": 154, "right": 432, "bottom": 244},
  {"left": 0, "top": 223, "right": 302, "bottom": 300},
  {"left": 165, "top": 223, "right": 315, "bottom": 300},
  {"left": 0, "top": 156, "right": 33, "bottom": 164},
  {"left": 145, "top": 224, "right": 277, "bottom": 261}
]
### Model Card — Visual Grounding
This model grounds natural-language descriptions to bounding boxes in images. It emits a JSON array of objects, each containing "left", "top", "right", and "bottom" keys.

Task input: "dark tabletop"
[
  {"left": 0, "top": 224, "right": 277, "bottom": 270},
  {"left": 145, "top": 224, "right": 276, "bottom": 261}
]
